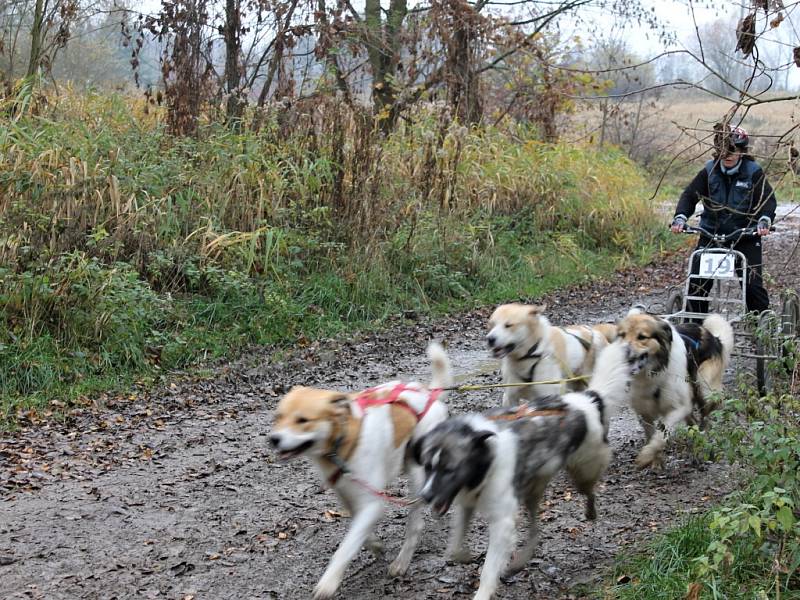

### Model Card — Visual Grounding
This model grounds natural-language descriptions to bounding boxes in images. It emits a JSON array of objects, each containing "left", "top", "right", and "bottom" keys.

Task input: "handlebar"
[{"left": 679, "top": 224, "right": 775, "bottom": 243}]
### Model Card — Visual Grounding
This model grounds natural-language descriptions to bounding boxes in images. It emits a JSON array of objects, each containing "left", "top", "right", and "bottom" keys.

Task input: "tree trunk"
[
  {"left": 447, "top": 0, "right": 482, "bottom": 125},
  {"left": 224, "top": 0, "right": 243, "bottom": 126},
  {"left": 365, "top": 0, "right": 406, "bottom": 132},
  {"left": 27, "top": 0, "right": 47, "bottom": 77},
  {"left": 599, "top": 99, "right": 608, "bottom": 146},
  {"left": 628, "top": 94, "right": 645, "bottom": 159},
  {"left": 316, "top": 0, "right": 354, "bottom": 105}
]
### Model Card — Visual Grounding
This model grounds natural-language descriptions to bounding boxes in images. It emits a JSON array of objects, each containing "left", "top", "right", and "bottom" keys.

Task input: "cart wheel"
[
  {"left": 666, "top": 287, "right": 684, "bottom": 317},
  {"left": 781, "top": 290, "right": 799, "bottom": 337},
  {"left": 755, "top": 310, "right": 780, "bottom": 396}
]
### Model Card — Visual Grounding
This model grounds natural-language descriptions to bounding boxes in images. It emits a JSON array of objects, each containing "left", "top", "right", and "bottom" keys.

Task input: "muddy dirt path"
[{"left": 2, "top": 208, "right": 798, "bottom": 600}]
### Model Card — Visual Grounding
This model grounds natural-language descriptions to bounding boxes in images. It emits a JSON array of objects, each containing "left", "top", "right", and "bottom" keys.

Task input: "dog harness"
[
  {"left": 486, "top": 404, "right": 567, "bottom": 421},
  {"left": 351, "top": 382, "right": 442, "bottom": 422},
  {"left": 679, "top": 332, "right": 701, "bottom": 350},
  {"left": 518, "top": 342, "right": 545, "bottom": 383},
  {"left": 325, "top": 382, "right": 442, "bottom": 497}
]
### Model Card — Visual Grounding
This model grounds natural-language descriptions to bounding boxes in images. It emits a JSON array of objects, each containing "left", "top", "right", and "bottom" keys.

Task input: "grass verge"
[{"left": 606, "top": 389, "right": 800, "bottom": 600}]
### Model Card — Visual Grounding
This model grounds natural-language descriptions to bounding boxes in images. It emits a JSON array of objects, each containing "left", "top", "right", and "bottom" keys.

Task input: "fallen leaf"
[
  {"left": 169, "top": 561, "right": 195, "bottom": 577},
  {"left": 686, "top": 582, "right": 702, "bottom": 600}
]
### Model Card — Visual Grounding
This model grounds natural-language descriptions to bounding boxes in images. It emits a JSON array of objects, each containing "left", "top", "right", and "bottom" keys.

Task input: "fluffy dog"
[
  {"left": 676, "top": 315, "right": 734, "bottom": 421},
  {"left": 617, "top": 309, "right": 734, "bottom": 468},
  {"left": 269, "top": 343, "right": 452, "bottom": 599},
  {"left": 486, "top": 303, "right": 612, "bottom": 406},
  {"left": 412, "top": 341, "right": 631, "bottom": 600}
]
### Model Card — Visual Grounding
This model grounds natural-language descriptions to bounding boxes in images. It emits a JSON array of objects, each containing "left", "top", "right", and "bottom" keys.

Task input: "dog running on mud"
[
  {"left": 411, "top": 341, "right": 631, "bottom": 600},
  {"left": 486, "top": 303, "right": 615, "bottom": 406},
  {"left": 617, "top": 308, "right": 734, "bottom": 468},
  {"left": 269, "top": 342, "right": 452, "bottom": 599}
]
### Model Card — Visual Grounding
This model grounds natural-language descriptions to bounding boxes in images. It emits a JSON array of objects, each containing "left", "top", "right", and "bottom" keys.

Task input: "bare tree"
[{"left": 27, "top": 0, "right": 80, "bottom": 76}]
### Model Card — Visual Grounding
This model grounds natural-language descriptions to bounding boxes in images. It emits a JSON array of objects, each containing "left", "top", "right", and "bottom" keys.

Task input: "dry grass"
[
  {"left": 566, "top": 91, "right": 800, "bottom": 200},
  {"left": 0, "top": 87, "right": 670, "bottom": 414}
]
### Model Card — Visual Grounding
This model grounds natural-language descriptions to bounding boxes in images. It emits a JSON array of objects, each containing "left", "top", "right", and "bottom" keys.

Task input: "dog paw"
[
  {"left": 388, "top": 555, "right": 410, "bottom": 577},
  {"left": 313, "top": 576, "right": 340, "bottom": 600},
  {"left": 635, "top": 448, "right": 662, "bottom": 470},
  {"left": 365, "top": 537, "right": 384, "bottom": 557},
  {"left": 504, "top": 555, "right": 528, "bottom": 577},
  {"left": 448, "top": 548, "right": 476, "bottom": 564}
]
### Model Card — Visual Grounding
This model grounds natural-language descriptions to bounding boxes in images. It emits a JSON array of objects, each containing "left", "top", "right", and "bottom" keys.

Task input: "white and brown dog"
[
  {"left": 617, "top": 308, "right": 734, "bottom": 468},
  {"left": 269, "top": 343, "right": 452, "bottom": 599},
  {"left": 486, "top": 303, "right": 613, "bottom": 406}
]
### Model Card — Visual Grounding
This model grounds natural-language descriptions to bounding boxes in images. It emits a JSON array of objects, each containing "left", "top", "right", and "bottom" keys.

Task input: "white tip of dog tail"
[
  {"left": 703, "top": 313, "right": 734, "bottom": 367},
  {"left": 587, "top": 341, "right": 631, "bottom": 413},
  {"left": 427, "top": 341, "right": 454, "bottom": 389}
]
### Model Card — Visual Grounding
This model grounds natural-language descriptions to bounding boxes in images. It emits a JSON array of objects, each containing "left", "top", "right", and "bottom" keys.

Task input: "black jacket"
[{"left": 674, "top": 156, "right": 777, "bottom": 234}]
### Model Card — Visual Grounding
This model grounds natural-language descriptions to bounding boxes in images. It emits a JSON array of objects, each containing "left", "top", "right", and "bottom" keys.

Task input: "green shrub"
[
  {"left": 0, "top": 89, "right": 672, "bottom": 422},
  {"left": 610, "top": 392, "right": 800, "bottom": 600}
]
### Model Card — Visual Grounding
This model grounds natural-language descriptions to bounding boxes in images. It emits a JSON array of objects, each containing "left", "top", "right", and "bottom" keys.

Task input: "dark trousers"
[{"left": 687, "top": 237, "right": 770, "bottom": 316}]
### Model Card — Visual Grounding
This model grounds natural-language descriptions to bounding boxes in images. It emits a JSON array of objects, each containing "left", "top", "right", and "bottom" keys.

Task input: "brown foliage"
[{"left": 735, "top": 13, "right": 757, "bottom": 57}]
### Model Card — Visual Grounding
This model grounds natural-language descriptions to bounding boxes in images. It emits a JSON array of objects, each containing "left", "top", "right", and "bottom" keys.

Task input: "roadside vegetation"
[
  {"left": 608, "top": 375, "right": 800, "bottom": 599},
  {"left": 0, "top": 85, "right": 670, "bottom": 423}
]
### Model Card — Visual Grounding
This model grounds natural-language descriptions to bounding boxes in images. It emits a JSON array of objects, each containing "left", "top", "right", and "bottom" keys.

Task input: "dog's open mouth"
[
  {"left": 278, "top": 440, "right": 314, "bottom": 461},
  {"left": 432, "top": 499, "right": 452, "bottom": 517},
  {"left": 490, "top": 344, "right": 515, "bottom": 359},
  {"left": 628, "top": 353, "right": 649, "bottom": 375}
]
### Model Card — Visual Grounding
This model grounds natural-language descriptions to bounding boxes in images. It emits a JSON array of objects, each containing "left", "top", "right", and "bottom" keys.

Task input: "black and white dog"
[{"left": 411, "top": 342, "right": 631, "bottom": 600}]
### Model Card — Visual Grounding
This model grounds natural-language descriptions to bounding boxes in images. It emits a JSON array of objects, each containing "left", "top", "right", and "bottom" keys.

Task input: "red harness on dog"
[
  {"left": 326, "top": 383, "right": 442, "bottom": 500},
  {"left": 353, "top": 383, "right": 442, "bottom": 422}
]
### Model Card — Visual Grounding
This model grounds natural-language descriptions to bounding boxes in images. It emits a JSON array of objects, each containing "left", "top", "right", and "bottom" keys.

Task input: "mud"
[{"left": 2, "top": 207, "right": 798, "bottom": 600}]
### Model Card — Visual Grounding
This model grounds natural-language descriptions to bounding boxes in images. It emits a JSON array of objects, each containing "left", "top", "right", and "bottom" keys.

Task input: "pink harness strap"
[{"left": 354, "top": 383, "right": 442, "bottom": 421}]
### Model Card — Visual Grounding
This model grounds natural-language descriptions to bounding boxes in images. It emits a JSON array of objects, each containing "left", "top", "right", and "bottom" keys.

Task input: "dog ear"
[
  {"left": 471, "top": 430, "right": 495, "bottom": 445},
  {"left": 656, "top": 319, "right": 673, "bottom": 344},
  {"left": 529, "top": 304, "right": 547, "bottom": 316},
  {"left": 328, "top": 393, "right": 351, "bottom": 417}
]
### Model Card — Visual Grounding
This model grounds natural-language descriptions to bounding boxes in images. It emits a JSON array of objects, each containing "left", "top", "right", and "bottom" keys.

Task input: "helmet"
[{"left": 730, "top": 125, "right": 749, "bottom": 148}]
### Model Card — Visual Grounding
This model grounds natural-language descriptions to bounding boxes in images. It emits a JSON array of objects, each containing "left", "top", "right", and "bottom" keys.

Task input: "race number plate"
[{"left": 698, "top": 252, "right": 735, "bottom": 278}]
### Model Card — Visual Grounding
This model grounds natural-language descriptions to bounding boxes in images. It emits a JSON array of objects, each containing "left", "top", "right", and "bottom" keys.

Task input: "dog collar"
[
  {"left": 679, "top": 333, "right": 701, "bottom": 350},
  {"left": 325, "top": 446, "right": 350, "bottom": 486}
]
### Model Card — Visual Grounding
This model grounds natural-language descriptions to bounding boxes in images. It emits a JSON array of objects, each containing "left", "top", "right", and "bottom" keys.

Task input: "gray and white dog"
[{"left": 412, "top": 341, "right": 631, "bottom": 600}]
